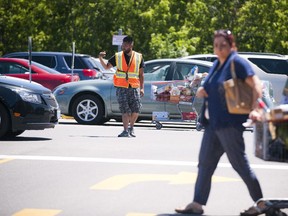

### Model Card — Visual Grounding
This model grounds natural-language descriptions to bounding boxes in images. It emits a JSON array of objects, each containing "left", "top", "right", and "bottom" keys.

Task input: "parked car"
[
  {"left": 53, "top": 58, "right": 273, "bottom": 126},
  {"left": 53, "top": 59, "right": 213, "bottom": 125},
  {"left": 0, "top": 75, "right": 60, "bottom": 139},
  {"left": 182, "top": 53, "right": 287, "bottom": 104},
  {"left": 91, "top": 57, "right": 115, "bottom": 79},
  {"left": 3, "top": 52, "right": 102, "bottom": 80},
  {"left": 0, "top": 58, "right": 79, "bottom": 90},
  {"left": 182, "top": 52, "right": 288, "bottom": 75}
]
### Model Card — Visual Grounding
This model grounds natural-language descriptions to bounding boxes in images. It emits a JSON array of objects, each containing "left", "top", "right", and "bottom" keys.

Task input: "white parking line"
[{"left": 0, "top": 155, "right": 287, "bottom": 170}]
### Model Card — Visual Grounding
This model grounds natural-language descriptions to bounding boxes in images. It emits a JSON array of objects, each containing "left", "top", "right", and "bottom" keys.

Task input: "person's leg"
[
  {"left": 193, "top": 126, "right": 224, "bottom": 205},
  {"left": 129, "top": 112, "right": 139, "bottom": 128},
  {"left": 116, "top": 88, "right": 131, "bottom": 137},
  {"left": 127, "top": 88, "right": 141, "bottom": 136},
  {"left": 176, "top": 126, "right": 224, "bottom": 214},
  {"left": 216, "top": 127, "right": 263, "bottom": 202},
  {"left": 122, "top": 113, "right": 130, "bottom": 131}
]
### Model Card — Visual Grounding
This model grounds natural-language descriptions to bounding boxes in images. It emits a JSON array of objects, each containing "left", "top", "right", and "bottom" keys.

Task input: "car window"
[
  {"left": 0, "top": 62, "right": 31, "bottom": 74},
  {"left": 31, "top": 56, "right": 57, "bottom": 68},
  {"left": 31, "top": 61, "right": 61, "bottom": 74},
  {"left": 144, "top": 65, "right": 169, "bottom": 81},
  {"left": 144, "top": 62, "right": 211, "bottom": 81},
  {"left": 64, "top": 56, "right": 96, "bottom": 69},
  {"left": 247, "top": 58, "right": 288, "bottom": 75},
  {"left": 144, "top": 62, "right": 169, "bottom": 73}
]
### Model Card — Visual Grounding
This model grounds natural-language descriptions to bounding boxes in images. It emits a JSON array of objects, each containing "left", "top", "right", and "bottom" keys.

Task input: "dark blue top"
[{"left": 203, "top": 51, "right": 255, "bottom": 129}]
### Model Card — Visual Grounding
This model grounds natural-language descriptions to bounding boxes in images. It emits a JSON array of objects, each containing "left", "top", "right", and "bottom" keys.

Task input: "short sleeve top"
[{"left": 203, "top": 51, "right": 255, "bottom": 129}]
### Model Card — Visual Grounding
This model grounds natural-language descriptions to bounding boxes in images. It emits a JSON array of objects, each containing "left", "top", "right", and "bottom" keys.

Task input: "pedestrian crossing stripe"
[{"left": 12, "top": 209, "right": 62, "bottom": 216}]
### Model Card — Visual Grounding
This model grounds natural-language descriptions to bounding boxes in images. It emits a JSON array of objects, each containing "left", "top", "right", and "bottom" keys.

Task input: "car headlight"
[{"left": 13, "top": 89, "right": 42, "bottom": 104}]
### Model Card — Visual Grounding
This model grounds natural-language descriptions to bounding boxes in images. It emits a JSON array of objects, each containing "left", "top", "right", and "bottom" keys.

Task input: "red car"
[{"left": 0, "top": 58, "right": 79, "bottom": 90}]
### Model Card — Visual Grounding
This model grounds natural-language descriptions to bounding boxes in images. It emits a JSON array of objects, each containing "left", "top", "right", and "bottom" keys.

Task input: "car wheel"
[
  {"left": 0, "top": 103, "right": 11, "bottom": 138},
  {"left": 72, "top": 94, "right": 105, "bottom": 125}
]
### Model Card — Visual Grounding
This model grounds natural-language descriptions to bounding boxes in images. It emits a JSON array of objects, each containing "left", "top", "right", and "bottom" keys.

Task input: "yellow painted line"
[
  {"left": 0, "top": 158, "right": 13, "bottom": 164},
  {"left": 61, "top": 114, "right": 74, "bottom": 119},
  {"left": 12, "top": 209, "right": 62, "bottom": 216},
  {"left": 91, "top": 174, "right": 173, "bottom": 190},
  {"left": 91, "top": 172, "right": 240, "bottom": 190},
  {"left": 126, "top": 213, "right": 155, "bottom": 216}
]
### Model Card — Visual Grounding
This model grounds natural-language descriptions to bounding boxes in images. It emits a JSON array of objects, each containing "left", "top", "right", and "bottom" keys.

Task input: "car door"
[
  {"left": 0, "top": 61, "right": 58, "bottom": 90},
  {"left": 0, "top": 61, "right": 32, "bottom": 80}
]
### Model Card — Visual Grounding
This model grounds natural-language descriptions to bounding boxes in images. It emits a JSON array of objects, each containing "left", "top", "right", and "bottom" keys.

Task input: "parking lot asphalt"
[{"left": 0, "top": 119, "right": 287, "bottom": 216}]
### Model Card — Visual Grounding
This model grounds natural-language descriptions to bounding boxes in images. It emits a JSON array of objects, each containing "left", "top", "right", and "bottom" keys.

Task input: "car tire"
[
  {"left": 72, "top": 94, "right": 105, "bottom": 125},
  {"left": 0, "top": 103, "right": 11, "bottom": 138}
]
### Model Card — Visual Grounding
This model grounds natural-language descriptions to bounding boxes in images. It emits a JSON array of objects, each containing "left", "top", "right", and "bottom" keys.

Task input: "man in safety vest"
[{"left": 99, "top": 36, "right": 145, "bottom": 137}]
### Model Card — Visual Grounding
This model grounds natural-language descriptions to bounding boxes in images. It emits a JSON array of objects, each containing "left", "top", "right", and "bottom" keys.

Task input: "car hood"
[{"left": 0, "top": 75, "right": 51, "bottom": 93}]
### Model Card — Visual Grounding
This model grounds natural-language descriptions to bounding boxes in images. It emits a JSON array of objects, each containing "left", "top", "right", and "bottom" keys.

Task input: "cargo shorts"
[{"left": 116, "top": 87, "right": 142, "bottom": 114}]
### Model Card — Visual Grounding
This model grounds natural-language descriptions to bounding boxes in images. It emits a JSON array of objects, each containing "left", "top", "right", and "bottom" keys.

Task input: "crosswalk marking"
[
  {"left": 0, "top": 155, "right": 287, "bottom": 170},
  {"left": 12, "top": 209, "right": 62, "bottom": 216}
]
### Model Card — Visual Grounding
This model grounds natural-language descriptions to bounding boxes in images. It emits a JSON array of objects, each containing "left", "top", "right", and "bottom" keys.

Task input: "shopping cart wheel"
[
  {"left": 196, "top": 122, "right": 203, "bottom": 131},
  {"left": 155, "top": 122, "right": 163, "bottom": 130}
]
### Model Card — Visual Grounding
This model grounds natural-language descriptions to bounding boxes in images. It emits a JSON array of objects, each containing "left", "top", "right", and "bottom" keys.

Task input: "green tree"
[{"left": 235, "top": 0, "right": 288, "bottom": 53}]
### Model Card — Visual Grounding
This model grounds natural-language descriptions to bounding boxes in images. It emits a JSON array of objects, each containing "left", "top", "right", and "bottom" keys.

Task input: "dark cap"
[{"left": 123, "top": 36, "right": 133, "bottom": 44}]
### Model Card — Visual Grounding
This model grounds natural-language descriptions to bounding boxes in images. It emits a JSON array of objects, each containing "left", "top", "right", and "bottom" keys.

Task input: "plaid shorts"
[{"left": 116, "top": 87, "right": 142, "bottom": 114}]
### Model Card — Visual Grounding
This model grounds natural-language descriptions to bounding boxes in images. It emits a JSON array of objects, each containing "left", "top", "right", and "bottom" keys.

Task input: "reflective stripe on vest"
[{"left": 114, "top": 51, "right": 142, "bottom": 88}]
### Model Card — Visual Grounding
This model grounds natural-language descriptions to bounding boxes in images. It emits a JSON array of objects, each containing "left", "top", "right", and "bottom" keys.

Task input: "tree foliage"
[{"left": 0, "top": 0, "right": 287, "bottom": 60}]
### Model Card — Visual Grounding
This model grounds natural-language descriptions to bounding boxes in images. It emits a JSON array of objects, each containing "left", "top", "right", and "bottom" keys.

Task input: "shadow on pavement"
[{"left": 0, "top": 137, "right": 51, "bottom": 142}]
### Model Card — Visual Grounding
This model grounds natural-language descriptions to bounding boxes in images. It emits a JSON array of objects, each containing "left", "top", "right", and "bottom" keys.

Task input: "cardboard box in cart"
[{"left": 254, "top": 105, "right": 288, "bottom": 162}]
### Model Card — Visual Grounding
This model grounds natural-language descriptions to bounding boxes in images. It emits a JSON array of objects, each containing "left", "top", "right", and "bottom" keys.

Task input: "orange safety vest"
[{"left": 113, "top": 51, "right": 142, "bottom": 88}]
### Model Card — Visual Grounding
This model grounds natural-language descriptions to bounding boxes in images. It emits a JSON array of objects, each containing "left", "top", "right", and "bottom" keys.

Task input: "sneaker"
[
  {"left": 128, "top": 127, "right": 136, "bottom": 137},
  {"left": 118, "top": 130, "right": 130, "bottom": 137}
]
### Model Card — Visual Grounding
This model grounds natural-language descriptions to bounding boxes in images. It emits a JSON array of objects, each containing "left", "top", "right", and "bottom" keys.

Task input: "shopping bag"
[{"left": 223, "top": 60, "right": 254, "bottom": 114}]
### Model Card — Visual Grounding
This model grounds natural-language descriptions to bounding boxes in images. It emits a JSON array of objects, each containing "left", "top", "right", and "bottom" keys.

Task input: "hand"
[
  {"left": 99, "top": 51, "right": 106, "bottom": 58},
  {"left": 249, "top": 109, "right": 263, "bottom": 122},
  {"left": 196, "top": 87, "right": 208, "bottom": 98},
  {"left": 140, "top": 88, "right": 144, "bottom": 97}
]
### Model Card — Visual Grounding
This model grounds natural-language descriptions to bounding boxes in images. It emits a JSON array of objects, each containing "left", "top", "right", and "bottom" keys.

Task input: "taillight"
[{"left": 82, "top": 69, "right": 97, "bottom": 78}]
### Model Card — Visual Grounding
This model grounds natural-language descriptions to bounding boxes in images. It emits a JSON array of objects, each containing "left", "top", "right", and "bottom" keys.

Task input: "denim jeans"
[{"left": 193, "top": 125, "right": 263, "bottom": 205}]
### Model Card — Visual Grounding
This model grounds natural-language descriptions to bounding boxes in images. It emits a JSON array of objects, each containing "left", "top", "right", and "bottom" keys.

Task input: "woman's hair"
[{"left": 214, "top": 30, "right": 235, "bottom": 46}]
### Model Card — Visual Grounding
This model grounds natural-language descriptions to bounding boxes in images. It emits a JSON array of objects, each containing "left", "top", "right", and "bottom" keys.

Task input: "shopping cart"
[
  {"left": 151, "top": 73, "right": 206, "bottom": 130},
  {"left": 249, "top": 100, "right": 288, "bottom": 216}
]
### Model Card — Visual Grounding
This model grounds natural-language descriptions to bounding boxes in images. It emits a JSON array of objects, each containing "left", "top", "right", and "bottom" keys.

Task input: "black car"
[
  {"left": 0, "top": 75, "right": 60, "bottom": 139},
  {"left": 3, "top": 52, "right": 102, "bottom": 80}
]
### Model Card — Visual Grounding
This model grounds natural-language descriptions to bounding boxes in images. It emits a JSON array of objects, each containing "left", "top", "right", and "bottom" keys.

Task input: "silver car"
[
  {"left": 182, "top": 53, "right": 288, "bottom": 105},
  {"left": 53, "top": 59, "right": 213, "bottom": 125}
]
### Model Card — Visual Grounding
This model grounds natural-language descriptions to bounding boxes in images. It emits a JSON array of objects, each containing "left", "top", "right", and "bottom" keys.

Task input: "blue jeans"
[{"left": 193, "top": 125, "right": 263, "bottom": 205}]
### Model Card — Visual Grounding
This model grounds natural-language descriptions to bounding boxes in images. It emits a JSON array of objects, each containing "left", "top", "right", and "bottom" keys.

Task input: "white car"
[
  {"left": 182, "top": 53, "right": 287, "bottom": 105},
  {"left": 91, "top": 57, "right": 115, "bottom": 79}
]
